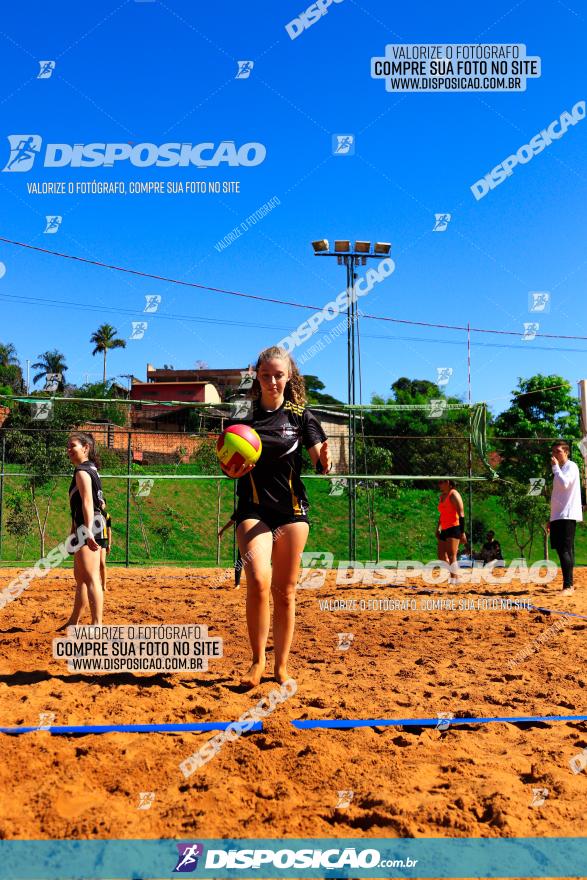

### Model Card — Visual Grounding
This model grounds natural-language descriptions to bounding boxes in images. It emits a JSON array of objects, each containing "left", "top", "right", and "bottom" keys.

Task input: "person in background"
[
  {"left": 436, "top": 479, "right": 467, "bottom": 584},
  {"left": 99, "top": 501, "right": 112, "bottom": 592},
  {"left": 60, "top": 432, "right": 107, "bottom": 629},
  {"left": 549, "top": 440, "right": 583, "bottom": 595},
  {"left": 217, "top": 514, "right": 242, "bottom": 588},
  {"left": 479, "top": 531, "right": 503, "bottom": 564}
]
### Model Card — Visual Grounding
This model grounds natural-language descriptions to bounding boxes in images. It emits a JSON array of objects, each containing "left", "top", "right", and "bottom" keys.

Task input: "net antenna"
[
  {"left": 578, "top": 380, "right": 587, "bottom": 489},
  {"left": 579, "top": 380, "right": 587, "bottom": 435}
]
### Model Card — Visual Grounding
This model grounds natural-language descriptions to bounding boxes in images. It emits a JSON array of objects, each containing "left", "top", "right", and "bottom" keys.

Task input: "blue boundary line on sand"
[
  {"left": 521, "top": 601, "right": 587, "bottom": 620},
  {"left": 0, "top": 721, "right": 262, "bottom": 735},
  {"left": 292, "top": 714, "right": 587, "bottom": 729},
  {"left": 404, "top": 590, "right": 587, "bottom": 619},
  {"left": 2, "top": 715, "right": 587, "bottom": 735}
]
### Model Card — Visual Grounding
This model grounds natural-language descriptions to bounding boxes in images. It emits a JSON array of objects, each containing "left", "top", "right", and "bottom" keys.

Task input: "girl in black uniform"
[
  {"left": 228, "top": 345, "right": 331, "bottom": 688},
  {"left": 99, "top": 501, "right": 112, "bottom": 592},
  {"left": 61, "top": 432, "right": 108, "bottom": 627}
]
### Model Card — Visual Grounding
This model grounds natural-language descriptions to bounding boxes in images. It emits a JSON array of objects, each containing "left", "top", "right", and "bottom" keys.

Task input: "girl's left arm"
[
  {"left": 449, "top": 490, "right": 464, "bottom": 516},
  {"left": 450, "top": 490, "right": 467, "bottom": 541},
  {"left": 307, "top": 439, "right": 332, "bottom": 474}
]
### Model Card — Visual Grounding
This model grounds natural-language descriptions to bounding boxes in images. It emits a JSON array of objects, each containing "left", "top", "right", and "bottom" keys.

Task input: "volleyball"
[{"left": 216, "top": 424, "right": 262, "bottom": 476}]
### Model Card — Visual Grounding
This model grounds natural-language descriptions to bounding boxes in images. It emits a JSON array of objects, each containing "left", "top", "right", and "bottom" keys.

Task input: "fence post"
[
  {"left": 216, "top": 480, "right": 221, "bottom": 566},
  {"left": 0, "top": 434, "right": 5, "bottom": 560},
  {"left": 468, "top": 423, "right": 474, "bottom": 557},
  {"left": 125, "top": 431, "right": 131, "bottom": 567},
  {"left": 233, "top": 480, "right": 237, "bottom": 568}
]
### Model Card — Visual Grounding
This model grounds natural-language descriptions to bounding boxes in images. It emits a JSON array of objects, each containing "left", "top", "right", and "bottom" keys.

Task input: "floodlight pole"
[
  {"left": 345, "top": 254, "right": 358, "bottom": 563},
  {"left": 312, "top": 244, "right": 390, "bottom": 561}
]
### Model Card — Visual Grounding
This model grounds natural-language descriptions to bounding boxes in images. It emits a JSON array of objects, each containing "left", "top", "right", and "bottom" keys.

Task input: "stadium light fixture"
[{"left": 310, "top": 234, "right": 391, "bottom": 559}]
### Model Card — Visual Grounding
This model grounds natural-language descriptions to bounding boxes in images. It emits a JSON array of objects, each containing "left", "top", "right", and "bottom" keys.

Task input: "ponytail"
[{"left": 69, "top": 432, "right": 101, "bottom": 468}]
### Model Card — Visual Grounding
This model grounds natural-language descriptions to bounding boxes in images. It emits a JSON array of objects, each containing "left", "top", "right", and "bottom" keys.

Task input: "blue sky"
[{"left": 0, "top": 0, "right": 585, "bottom": 416}]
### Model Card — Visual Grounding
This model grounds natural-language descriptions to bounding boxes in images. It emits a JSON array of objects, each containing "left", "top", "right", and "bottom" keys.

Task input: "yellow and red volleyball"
[{"left": 216, "top": 424, "right": 262, "bottom": 475}]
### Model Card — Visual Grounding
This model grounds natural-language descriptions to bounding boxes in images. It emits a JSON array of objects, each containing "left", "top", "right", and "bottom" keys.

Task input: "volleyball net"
[{"left": 0, "top": 394, "right": 583, "bottom": 567}]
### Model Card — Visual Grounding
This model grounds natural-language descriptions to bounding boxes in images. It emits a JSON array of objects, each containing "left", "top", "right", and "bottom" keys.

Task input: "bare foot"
[
  {"left": 56, "top": 620, "right": 76, "bottom": 633},
  {"left": 240, "top": 658, "right": 265, "bottom": 689},
  {"left": 274, "top": 665, "right": 291, "bottom": 685}
]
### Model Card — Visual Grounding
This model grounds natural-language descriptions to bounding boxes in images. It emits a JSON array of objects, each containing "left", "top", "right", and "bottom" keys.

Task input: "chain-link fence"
[{"left": 0, "top": 424, "right": 584, "bottom": 567}]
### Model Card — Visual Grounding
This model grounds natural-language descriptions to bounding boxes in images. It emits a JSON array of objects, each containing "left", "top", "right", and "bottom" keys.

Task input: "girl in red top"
[{"left": 436, "top": 479, "right": 467, "bottom": 584}]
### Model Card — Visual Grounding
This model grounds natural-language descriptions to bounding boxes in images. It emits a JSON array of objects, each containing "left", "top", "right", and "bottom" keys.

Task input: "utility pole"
[{"left": 311, "top": 239, "right": 392, "bottom": 561}]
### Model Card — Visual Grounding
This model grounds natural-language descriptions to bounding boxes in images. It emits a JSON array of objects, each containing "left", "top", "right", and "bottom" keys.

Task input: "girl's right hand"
[
  {"left": 224, "top": 462, "right": 255, "bottom": 479},
  {"left": 86, "top": 536, "right": 100, "bottom": 552},
  {"left": 217, "top": 521, "right": 234, "bottom": 538}
]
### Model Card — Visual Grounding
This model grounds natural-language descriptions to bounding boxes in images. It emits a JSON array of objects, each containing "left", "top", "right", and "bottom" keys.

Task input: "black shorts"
[
  {"left": 439, "top": 525, "right": 461, "bottom": 540},
  {"left": 550, "top": 518, "right": 576, "bottom": 551},
  {"left": 68, "top": 533, "right": 109, "bottom": 554},
  {"left": 235, "top": 505, "right": 309, "bottom": 534}
]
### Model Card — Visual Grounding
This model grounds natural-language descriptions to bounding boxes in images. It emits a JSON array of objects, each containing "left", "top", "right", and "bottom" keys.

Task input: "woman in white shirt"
[{"left": 549, "top": 440, "right": 583, "bottom": 594}]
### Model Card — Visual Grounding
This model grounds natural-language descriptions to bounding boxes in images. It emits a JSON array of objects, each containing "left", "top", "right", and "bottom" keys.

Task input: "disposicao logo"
[
  {"left": 173, "top": 843, "right": 204, "bottom": 873},
  {"left": 3, "top": 135, "right": 42, "bottom": 172},
  {"left": 2, "top": 136, "right": 266, "bottom": 171}
]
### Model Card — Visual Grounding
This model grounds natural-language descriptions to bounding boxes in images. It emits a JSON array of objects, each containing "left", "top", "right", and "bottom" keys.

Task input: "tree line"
[
  {"left": 0, "top": 352, "right": 582, "bottom": 561},
  {"left": 0, "top": 324, "right": 126, "bottom": 395}
]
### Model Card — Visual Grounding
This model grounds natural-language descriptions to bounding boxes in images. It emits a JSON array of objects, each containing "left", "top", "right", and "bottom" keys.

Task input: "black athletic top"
[
  {"left": 100, "top": 497, "right": 112, "bottom": 531},
  {"left": 234, "top": 399, "right": 327, "bottom": 517},
  {"left": 101, "top": 503, "right": 112, "bottom": 538},
  {"left": 69, "top": 461, "right": 107, "bottom": 540}
]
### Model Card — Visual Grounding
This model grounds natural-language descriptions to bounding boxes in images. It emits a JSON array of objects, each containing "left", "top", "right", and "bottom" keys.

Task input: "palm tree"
[
  {"left": 0, "top": 341, "right": 24, "bottom": 393},
  {"left": 32, "top": 350, "right": 67, "bottom": 390},
  {"left": 0, "top": 342, "right": 19, "bottom": 367},
  {"left": 90, "top": 324, "right": 127, "bottom": 384}
]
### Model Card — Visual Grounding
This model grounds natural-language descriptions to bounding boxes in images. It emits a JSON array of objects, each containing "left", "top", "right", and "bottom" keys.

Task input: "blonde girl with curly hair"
[{"left": 227, "top": 346, "right": 331, "bottom": 688}]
